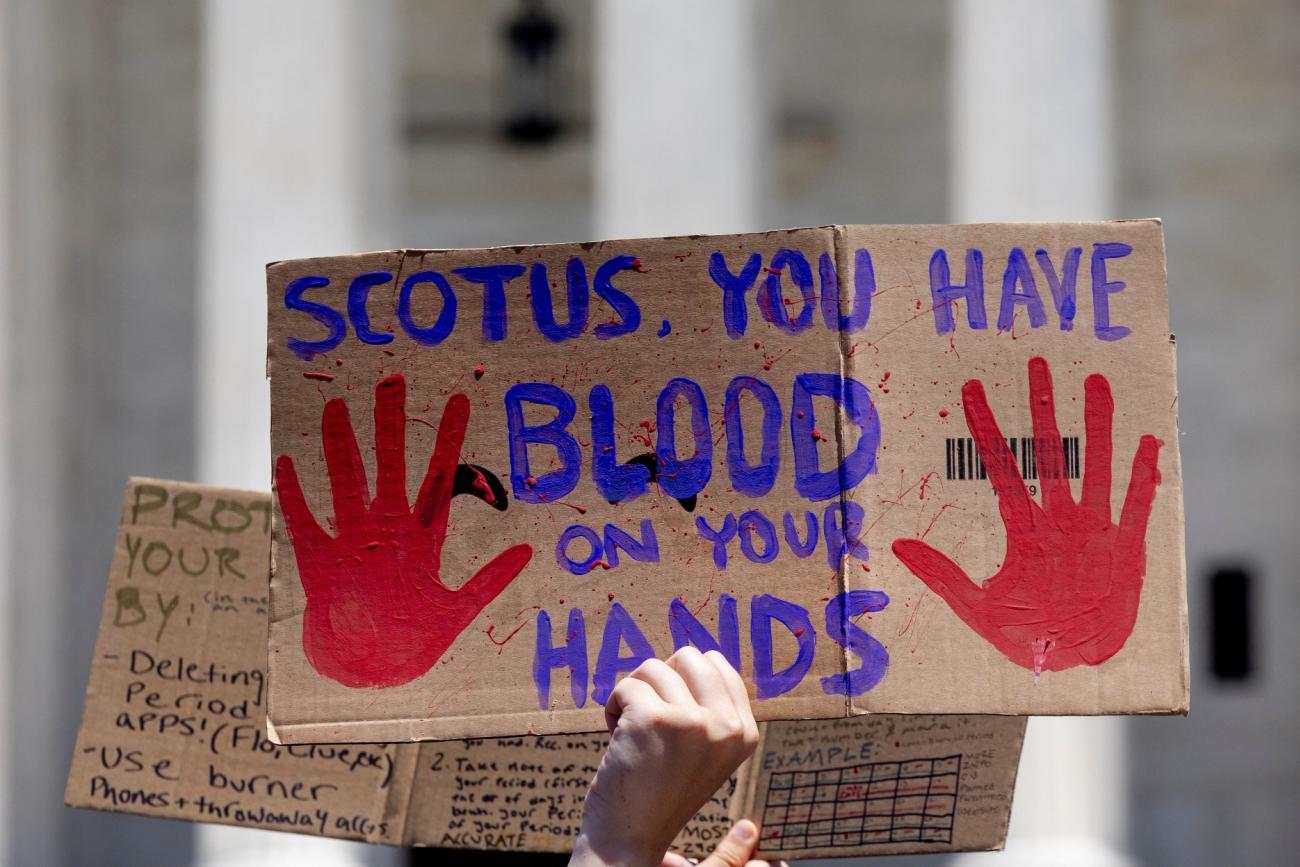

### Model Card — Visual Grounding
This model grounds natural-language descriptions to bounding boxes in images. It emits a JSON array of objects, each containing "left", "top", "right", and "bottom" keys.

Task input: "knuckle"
[
  {"left": 705, "top": 711, "right": 751, "bottom": 749},
  {"left": 704, "top": 648, "right": 738, "bottom": 673},
  {"left": 675, "top": 645, "right": 704, "bottom": 663},
  {"left": 633, "top": 657, "right": 670, "bottom": 678},
  {"left": 715, "top": 713, "right": 744, "bottom": 740}
]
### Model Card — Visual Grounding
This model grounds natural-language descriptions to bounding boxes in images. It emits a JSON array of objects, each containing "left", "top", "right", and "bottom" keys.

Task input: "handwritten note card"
[{"left": 65, "top": 479, "right": 409, "bottom": 841}]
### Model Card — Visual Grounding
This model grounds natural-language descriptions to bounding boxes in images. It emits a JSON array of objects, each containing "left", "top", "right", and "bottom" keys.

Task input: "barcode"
[{"left": 945, "top": 436, "right": 1080, "bottom": 481}]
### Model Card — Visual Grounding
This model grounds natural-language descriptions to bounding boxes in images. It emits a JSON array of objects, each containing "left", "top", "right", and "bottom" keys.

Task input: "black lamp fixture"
[{"left": 501, "top": 0, "right": 565, "bottom": 146}]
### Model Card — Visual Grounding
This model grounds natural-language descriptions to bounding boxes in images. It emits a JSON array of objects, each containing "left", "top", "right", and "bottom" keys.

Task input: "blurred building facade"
[{"left": 2, "top": 1, "right": 1297, "bottom": 865}]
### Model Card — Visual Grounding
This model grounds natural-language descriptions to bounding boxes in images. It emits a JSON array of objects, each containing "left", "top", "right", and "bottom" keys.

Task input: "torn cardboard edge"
[{"left": 263, "top": 219, "right": 1166, "bottom": 270}]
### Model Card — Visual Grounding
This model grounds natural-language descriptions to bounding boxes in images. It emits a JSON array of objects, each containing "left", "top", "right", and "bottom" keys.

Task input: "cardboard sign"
[
  {"left": 65, "top": 479, "right": 1025, "bottom": 859},
  {"left": 265, "top": 221, "right": 1187, "bottom": 743}
]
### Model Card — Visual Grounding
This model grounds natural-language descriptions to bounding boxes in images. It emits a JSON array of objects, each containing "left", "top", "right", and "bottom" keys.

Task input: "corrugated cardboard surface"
[
  {"left": 65, "top": 479, "right": 1023, "bottom": 858},
  {"left": 264, "top": 222, "right": 1187, "bottom": 743}
]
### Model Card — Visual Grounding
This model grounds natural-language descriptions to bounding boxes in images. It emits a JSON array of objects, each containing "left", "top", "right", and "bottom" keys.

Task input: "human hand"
[
  {"left": 275, "top": 373, "right": 533, "bottom": 688},
  {"left": 569, "top": 647, "right": 760, "bottom": 867},
  {"left": 893, "top": 357, "right": 1162, "bottom": 675},
  {"left": 659, "top": 820, "right": 785, "bottom": 867}
]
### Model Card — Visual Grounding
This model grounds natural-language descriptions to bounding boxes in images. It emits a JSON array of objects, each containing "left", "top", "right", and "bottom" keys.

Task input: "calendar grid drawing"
[{"left": 761, "top": 754, "right": 962, "bottom": 850}]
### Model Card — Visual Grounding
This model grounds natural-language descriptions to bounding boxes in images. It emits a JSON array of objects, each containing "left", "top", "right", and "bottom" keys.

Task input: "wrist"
[{"left": 570, "top": 828, "right": 663, "bottom": 867}]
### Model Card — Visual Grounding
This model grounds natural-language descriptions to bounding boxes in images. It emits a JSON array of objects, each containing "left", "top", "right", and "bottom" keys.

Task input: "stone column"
[
  {"left": 948, "top": 2, "right": 1133, "bottom": 865},
  {"left": 1, "top": 0, "right": 72, "bottom": 862},
  {"left": 196, "top": 1, "right": 397, "bottom": 864},
  {"left": 594, "top": 0, "right": 770, "bottom": 238}
]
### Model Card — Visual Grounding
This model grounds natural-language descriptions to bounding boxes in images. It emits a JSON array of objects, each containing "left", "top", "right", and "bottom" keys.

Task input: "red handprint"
[
  {"left": 275, "top": 374, "right": 533, "bottom": 688},
  {"left": 892, "top": 357, "right": 1162, "bottom": 674}
]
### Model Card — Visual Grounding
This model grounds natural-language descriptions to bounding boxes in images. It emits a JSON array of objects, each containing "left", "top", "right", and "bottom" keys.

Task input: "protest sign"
[
  {"left": 265, "top": 221, "right": 1187, "bottom": 744},
  {"left": 66, "top": 479, "right": 409, "bottom": 842},
  {"left": 66, "top": 479, "right": 1024, "bottom": 858}
]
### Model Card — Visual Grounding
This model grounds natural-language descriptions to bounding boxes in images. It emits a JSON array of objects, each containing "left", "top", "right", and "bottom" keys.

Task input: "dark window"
[{"left": 1209, "top": 565, "right": 1255, "bottom": 682}]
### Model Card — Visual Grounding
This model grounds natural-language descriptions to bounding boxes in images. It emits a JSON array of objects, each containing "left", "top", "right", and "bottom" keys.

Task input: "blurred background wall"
[{"left": 1, "top": 1, "right": 1296, "bottom": 865}]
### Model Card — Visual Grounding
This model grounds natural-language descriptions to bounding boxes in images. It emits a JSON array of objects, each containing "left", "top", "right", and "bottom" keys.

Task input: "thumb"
[
  {"left": 458, "top": 543, "right": 533, "bottom": 607},
  {"left": 892, "top": 538, "right": 983, "bottom": 615},
  {"left": 698, "top": 819, "right": 759, "bottom": 867}
]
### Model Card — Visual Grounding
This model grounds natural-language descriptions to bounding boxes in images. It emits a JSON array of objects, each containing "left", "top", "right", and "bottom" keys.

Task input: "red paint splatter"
[
  {"left": 485, "top": 620, "right": 528, "bottom": 651},
  {"left": 862, "top": 300, "right": 953, "bottom": 353},
  {"left": 303, "top": 371, "right": 336, "bottom": 382},
  {"left": 687, "top": 588, "right": 715, "bottom": 617},
  {"left": 891, "top": 358, "right": 1162, "bottom": 674},
  {"left": 466, "top": 465, "right": 496, "bottom": 505},
  {"left": 938, "top": 408, "right": 950, "bottom": 418},
  {"left": 919, "top": 502, "right": 964, "bottom": 539},
  {"left": 473, "top": 364, "right": 486, "bottom": 380},
  {"left": 607, "top": 592, "right": 616, "bottom": 601},
  {"left": 756, "top": 345, "right": 795, "bottom": 371},
  {"left": 631, "top": 417, "right": 657, "bottom": 448},
  {"left": 811, "top": 428, "right": 823, "bottom": 441},
  {"left": 275, "top": 375, "right": 534, "bottom": 688},
  {"left": 631, "top": 258, "right": 649, "bottom": 273},
  {"left": 897, "top": 595, "right": 926, "bottom": 639}
]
